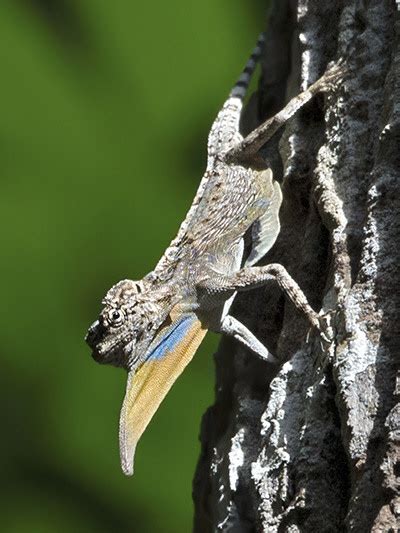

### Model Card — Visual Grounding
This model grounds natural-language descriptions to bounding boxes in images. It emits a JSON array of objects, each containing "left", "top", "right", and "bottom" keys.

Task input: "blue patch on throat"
[{"left": 148, "top": 315, "right": 196, "bottom": 361}]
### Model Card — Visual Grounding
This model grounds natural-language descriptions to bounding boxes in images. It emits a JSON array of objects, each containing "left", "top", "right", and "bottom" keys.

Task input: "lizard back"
[{"left": 148, "top": 162, "right": 280, "bottom": 285}]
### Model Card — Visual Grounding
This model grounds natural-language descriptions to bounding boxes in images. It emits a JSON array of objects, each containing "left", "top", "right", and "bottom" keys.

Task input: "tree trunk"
[{"left": 193, "top": 1, "right": 400, "bottom": 531}]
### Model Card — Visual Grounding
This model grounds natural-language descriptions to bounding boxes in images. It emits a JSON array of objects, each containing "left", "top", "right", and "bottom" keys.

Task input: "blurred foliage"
[{"left": 0, "top": 1, "right": 265, "bottom": 531}]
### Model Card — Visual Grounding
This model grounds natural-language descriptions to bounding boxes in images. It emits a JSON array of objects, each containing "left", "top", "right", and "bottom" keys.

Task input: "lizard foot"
[{"left": 306, "top": 311, "right": 334, "bottom": 346}]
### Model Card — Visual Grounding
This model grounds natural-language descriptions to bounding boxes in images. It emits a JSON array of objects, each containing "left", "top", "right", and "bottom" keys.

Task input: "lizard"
[{"left": 85, "top": 32, "right": 344, "bottom": 476}]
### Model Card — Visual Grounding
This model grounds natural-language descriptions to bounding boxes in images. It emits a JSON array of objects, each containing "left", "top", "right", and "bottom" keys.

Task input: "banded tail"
[{"left": 230, "top": 32, "right": 265, "bottom": 99}]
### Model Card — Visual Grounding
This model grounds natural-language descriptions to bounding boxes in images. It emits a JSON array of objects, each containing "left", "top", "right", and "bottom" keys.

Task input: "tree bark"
[{"left": 193, "top": 1, "right": 400, "bottom": 531}]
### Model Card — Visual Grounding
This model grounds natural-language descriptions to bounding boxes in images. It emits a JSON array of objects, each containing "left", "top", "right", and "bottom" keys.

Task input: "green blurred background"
[{"left": 1, "top": 1, "right": 265, "bottom": 531}]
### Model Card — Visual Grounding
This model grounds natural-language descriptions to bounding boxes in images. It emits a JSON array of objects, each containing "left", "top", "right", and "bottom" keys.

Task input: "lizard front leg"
[
  {"left": 198, "top": 264, "right": 321, "bottom": 331},
  {"left": 219, "top": 314, "right": 277, "bottom": 364}
]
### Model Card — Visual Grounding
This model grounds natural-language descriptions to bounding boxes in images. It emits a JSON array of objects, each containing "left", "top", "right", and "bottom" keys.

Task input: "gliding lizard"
[{"left": 86, "top": 33, "right": 344, "bottom": 476}]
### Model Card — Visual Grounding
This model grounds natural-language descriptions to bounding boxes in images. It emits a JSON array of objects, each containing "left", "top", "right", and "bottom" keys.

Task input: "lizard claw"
[
  {"left": 319, "top": 58, "right": 349, "bottom": 91},
  {"left": 317, "top": 313, "right": 334, "bottom": 344},
  {"left": 306, "top": 311, "right": 335, "bottom": 369},
  {"left": 306, "top": 311, "right": 334, "bottom": 346}
]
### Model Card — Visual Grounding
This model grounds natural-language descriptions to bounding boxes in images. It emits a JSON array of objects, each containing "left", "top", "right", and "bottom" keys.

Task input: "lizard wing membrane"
[
  {"left": 246, "top": 168, "right": 282, "bottom": 266},
  {"left": 119, "top": 313, "right": 207, "bottom": 475}
]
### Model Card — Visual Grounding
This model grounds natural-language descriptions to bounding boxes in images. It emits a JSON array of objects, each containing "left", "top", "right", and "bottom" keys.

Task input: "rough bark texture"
[{"left": 193, "top": 1, "right": 400, "bottom": 531}]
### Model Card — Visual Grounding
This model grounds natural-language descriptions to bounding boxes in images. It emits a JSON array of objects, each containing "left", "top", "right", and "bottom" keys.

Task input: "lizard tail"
[{"left": 229, "top": 32, "right": 265, "bottom": 100}]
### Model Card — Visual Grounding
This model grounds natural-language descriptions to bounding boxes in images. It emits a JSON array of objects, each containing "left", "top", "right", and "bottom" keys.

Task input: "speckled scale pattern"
[{"left": 187, "top": 164, "right": 268, "bottom": 249}]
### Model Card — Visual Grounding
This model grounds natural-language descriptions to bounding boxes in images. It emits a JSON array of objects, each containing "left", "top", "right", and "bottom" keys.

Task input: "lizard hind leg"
[{"left": 225, "top": 60, "right": 348, "bottom": 163}]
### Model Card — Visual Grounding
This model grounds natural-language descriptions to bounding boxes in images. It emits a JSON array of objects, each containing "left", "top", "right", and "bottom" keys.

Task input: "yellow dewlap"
[{"left": 119, "top": 316, "right": 207, "bottom": 475}]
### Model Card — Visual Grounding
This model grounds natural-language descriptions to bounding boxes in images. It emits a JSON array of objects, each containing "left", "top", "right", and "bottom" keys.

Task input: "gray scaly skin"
[{"left": 86, "top": 33, "right": 345, "bottom": 475}]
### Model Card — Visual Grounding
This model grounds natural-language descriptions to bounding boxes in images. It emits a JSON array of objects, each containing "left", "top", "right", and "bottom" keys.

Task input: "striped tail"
[{"left": 230, "top": 32, "right": 265, "bottom": 100}]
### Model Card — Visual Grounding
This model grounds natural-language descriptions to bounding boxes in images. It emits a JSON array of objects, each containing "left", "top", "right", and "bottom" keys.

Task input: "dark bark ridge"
[{"left": 194, "top": 1, "right": 400, "bottom": 531}]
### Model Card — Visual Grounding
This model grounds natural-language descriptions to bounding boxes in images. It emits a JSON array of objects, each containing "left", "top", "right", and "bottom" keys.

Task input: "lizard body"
[{"left": 86, "top": 33, "right": 344, "bottom": 475}]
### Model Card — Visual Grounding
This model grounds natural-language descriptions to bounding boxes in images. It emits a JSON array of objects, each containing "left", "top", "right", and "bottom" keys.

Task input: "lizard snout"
[{"left": 85, "top": 320, "right": 106, "bottom": 350}]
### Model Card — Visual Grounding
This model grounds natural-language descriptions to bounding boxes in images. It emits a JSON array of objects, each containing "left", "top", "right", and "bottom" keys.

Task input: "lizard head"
[
  {"left": 85, "top": 277, "right": 208, "bottom": 476},
  {"left": 85, "top": 278, "right": 175, "bottom": 371}
]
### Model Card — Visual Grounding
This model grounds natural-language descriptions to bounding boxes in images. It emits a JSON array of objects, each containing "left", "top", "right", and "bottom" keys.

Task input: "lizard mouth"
[
  {"left": 85, "top": 320, "right": 116, "bottom": 361},
  {"left": 85, "top": 320, "right": 105, "bottom": 351},
  {"left": 91, "top": 345, "right": 109, "bottom": 363},
  {"left": 90, "top": 341, "right": 130, "bottom": 368},
  {"left": 85, "top": 320, "right": 135, "bottom": 369}
]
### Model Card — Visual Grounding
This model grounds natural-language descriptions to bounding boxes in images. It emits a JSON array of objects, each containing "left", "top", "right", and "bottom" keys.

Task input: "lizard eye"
[{"left": 108, "top": 308, "right": 125, "bottom": 327}]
